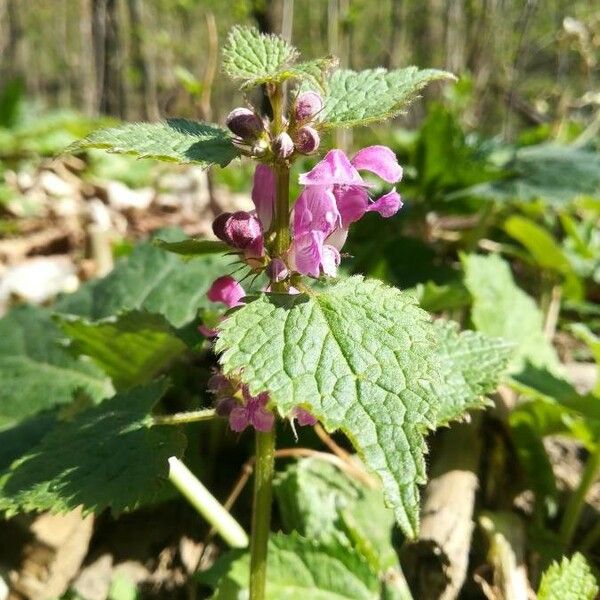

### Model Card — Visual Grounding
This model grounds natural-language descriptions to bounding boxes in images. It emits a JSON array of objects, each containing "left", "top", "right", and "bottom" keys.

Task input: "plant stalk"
[
  {"left": 249, "top": 82, "right": 290, "bottom": 600},
  {"left": 559, "top": 444, "right": 600, "bottom": 548},
  {"left": 249, "top": 429, "right": 276, "bottom": 599},
  {"left": 152, "top": 408, "right": 215, "bottom": 426}
]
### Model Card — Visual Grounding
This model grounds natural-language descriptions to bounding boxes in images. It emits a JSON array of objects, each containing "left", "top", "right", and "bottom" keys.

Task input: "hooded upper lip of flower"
[{"left": 290, "top": 145, "right": 403, "bottom": 277}]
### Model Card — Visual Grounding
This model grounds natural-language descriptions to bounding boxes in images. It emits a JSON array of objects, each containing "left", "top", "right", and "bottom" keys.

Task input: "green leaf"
[
  {"left": 69, "top": 119, "right": 240, "bottom": 168},
  {"left": 55, "top": 240, "right": 229, "bottom": 328},
  {"left": 216, "top": 277, "right": 510, "bottom": 536},
  {"left": 411, "top": 280, "right": 471, "bottom": 313},
  {"left": 319, "top": 68, "right": 455, "bottom": 129},
  {"left": 460, "top": 144, "right": 600, "bottom": 206},
  {"left": 462, "top": 253, "right": 561, "bottom": 374},
  {"left": 503, "top": 215, "right": 583, "bottom": 299},
  {"left": 0, "top": 380, "right": 185, "bottom": 516},
  {"left": 199, "top": 532, "right": 380, "bottom": 600},
  {"left": 57, "top": 311, "right": 187, "bottom": 389},
  {"left": 537, "top": 553, "right": 598, "bottom": 600},
  {"left": 0, "top": 306, "right": 113, "bottom": 428},
  {"left": 433, "top": 320, "right": 514, "bottom": 424},
  {"left": 571, "top": 323, "right": 600, "bottom": 396},
  {"left": 223, "top": 26, "right": 297, "bottom": 88},
  {"left": 274, "top": 457, "right": 363, "bottom": 540},
  {"left": 153, "top": 238, "right": 228, "bottom": 258}
]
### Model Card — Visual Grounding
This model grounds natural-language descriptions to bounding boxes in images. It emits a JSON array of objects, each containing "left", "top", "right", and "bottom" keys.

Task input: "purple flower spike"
[
  {"left": 299, "top": 149, "right": 365, "bottom": 187},
  {"left": 273, "top": 132, "right": 294, "bottom": 159},
  {"left": 226, "top": 107, "right": 263, "bottom": 140},
  {"left": 295, "top": 126, "right": 320, "bottom": 155},
  {"left": 367, "top": 189, "right": 403, "bottom": 217},
  {"left": 293, "top": 91, "right": 323, "bottom": 122},
  {"left": 252, "top": 164, "right": 276, "bottom": 231},
  {"left": 207, "top": 276, "right": 245, "bottom": 308}
]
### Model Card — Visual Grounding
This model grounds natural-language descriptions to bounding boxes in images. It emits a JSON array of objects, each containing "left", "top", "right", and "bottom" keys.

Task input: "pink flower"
[
  {"left": 290, "top": 146, "right": 403, "bottom": 277},
  {"left": 251, "top": 164, "right": 276, "bottom": 231},
  {"left": 229, "top": 388, "right": 274, "bottom": 432},
  {"left": 207, "top": 276, "right": 245, "bottom": 308},
  {"left": 199, "top": 276, "right": 245, "bottom": 338}
]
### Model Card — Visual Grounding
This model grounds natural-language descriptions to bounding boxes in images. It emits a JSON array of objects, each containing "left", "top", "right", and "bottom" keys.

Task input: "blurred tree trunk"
[
  {"left": 5, "top": 0, "right": 26, "bottom": 80},
  {"left": 126, "top": 0, "right": 159, "bottom": 120},
  {"left": 94, "top": 0, "right": 126, "bottom": 117},
  {"left": 387, "top": 0, "right": 406, "bottom": 68},
  {"left": 445, "top": 0, "right": 466, "bottom": 73},
  {"left": 251, "top": 0, "right": 275, "bottom": 34},
  {"left": 426, "top": 0, "right": 445, "bottom": 67},
  {"left": 79, "top": 0, "right": 96, "bottom": 115}
]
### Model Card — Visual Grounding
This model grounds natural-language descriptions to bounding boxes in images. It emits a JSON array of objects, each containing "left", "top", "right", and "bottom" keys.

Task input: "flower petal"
[
  {"left": 293, "top": 186, "right": 340, "bottom": 238},
  {"left": 334, "top": 185, "right": 369, "bottom": 227},
  {"left": 367, "top": 189, "right": 403, "bottom": 217},
  {"left": 251, "top": 164, "right": 276, "bottom": 230},
  {"left": 325, "top": 228, "right": 348, "bottom": 251},
  {"left": 289, "top": 230, "right": 325, "bottom": 278},
  {"left": 299, "top": 149, "right": 367, "bottom": 187},
  {"left": 229, "top": 406, "right": 250, "bottom": 432},
  {"left": 293, "top": 407, "right": 318, "bottom": 426},
  {"left": 351, "top": 145, "right": 403, "bottom": 183},
  {"left": 321, "top": 244, "right": 341, "bottom": 277},
  {"left": 207, "top": 276, "right": 245, "bottom": 308}
]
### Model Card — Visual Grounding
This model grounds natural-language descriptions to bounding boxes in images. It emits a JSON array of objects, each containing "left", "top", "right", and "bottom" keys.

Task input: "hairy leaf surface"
[
  {"left": 0, "top": 381, "right": 185, "bottom": 516},
  {"left": 217, "top": 277, "right": 511, "bottom": 536},
  {"left": 538, "top": 553, "right": 598, "bottom": 600},
  {"left": 57, "top": 311, "right": 187, "bottom": 388},
  {"left": 319, "top": 68, "right": 454, "bottom": 129},
  {"left": 69, "top": 119, "right": 239, "bottom": 167},
  {"left": 0, "top": 306, "right": 113, "bottom": 427},
  {"left": 200, "top": 532, "right": 380, "bottom": 600},
  {"left": 56, "top": 240, "right": 229, "bottom": 328}
]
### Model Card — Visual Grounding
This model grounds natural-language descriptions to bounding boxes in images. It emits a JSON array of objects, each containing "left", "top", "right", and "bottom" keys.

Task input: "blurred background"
[{"left": 1, "top": 2, "right": 600, "bottom": 599}]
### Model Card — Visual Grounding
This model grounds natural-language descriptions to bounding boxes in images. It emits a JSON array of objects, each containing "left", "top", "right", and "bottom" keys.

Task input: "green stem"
[
  {"left": 249, "top": 429, "right": 276, "bottom": 599},
  {"left": 168, "top": 456, "right": 248, "bottom": 548},
  {"left": 152, "top": 408, "right": 215, "bottom": 426},
  {"left": 559, "top": 444, "right": 600, "bottom": 548},
  {"left": 248, "top": 82, "right": 290, "bottom": 599}
]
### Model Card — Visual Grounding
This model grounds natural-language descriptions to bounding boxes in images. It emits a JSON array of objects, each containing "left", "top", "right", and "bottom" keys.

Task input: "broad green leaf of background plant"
[
  {"left": 0, "top": 305, "right": 113, "bottom": 428},
  {"left": 318, "top": 68, "right": 455, "bottom": 129},
  {"left": 69, "top": 119, "right": 240, "bottom": 168},
  {"left": 57, "top": 311, "right": 187, "bottom": 389},
  {"left": 537, "top": 553, "right": 598, "bottom": 600},
  {"left": 222, "top": 26, "right": 335, "bottom": 90},
  {"left": 462, "top": 253, "right": 561, "bottom": 374},
  {"left": 459, "top": 144, "right": 600, "bottom": 206},
  {"left": 571, "top": 323, "right": 600, "bottom": 396},
  {"left": 0, "top": 380, "right": 185, "bottom": 516},
  {"left": 503, "top": 215, "right": 583, "bottom": 299},
  {"left": 216, "top": 276, "right": 511, "bottom": 536},
  {"left": 55, "top": 239, "right": 229, "bottom": 328},
  {"left": 199, "top": 532, "right": 380, "bottom": 600}
]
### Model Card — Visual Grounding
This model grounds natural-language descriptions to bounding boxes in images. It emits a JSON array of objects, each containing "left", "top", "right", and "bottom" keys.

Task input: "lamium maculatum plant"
[{"left": 0, "top": 26, "right": 516, "bottom": 599}]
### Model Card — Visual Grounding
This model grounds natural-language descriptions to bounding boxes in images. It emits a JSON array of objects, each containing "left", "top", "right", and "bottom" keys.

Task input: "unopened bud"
[
  {"left": 212, "top": 212, "right": 232, "bottom": 242},
  {"left": 267, "top": 258, "right": 288, "bottom": 282},
  {"left": 273, "top": 132, "right": 294, "bottom": 159},
  {"left": 294, "top": 126, "right": 320, "bottom": 155},
  {"left": 226, "top": 211, "right": 264, "bottom": 250},
  {"left": 293, "top": 91, "right": 323, "bottom": 122},
  {"left": 226, "top": 107, "right": 263, "bottom": 140}
]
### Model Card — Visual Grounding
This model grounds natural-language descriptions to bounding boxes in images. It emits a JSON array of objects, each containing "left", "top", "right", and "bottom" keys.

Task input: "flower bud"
[
  {"left": 273, "top": 132, "right": 294, "bottom": 159},
  {"left": 293, "top": 91, "right": 323, "bottom": 122},
  {"left": 224, "top": 211, "right": 263, "bottom": 250},
  {"left": 226, "top": 107, "right": 263, "bottom": 140},
  {"left": 294, "top": 126, "right": 320, "bottom": 155},
  {"left": 267, "top": 258, "right": 288, "bottom": 282},
  {"left": 212, "top": 212, "right": 232, "bottom": 242}
]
